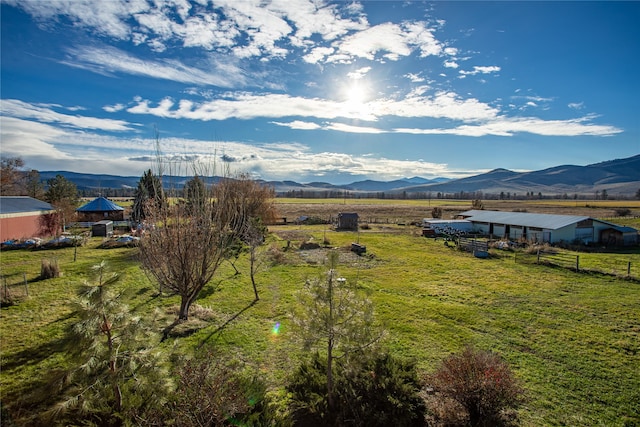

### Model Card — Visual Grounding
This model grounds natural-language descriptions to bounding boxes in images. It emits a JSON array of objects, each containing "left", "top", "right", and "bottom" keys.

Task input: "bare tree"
[
  {"left": 44, "top": 174, "right": 78, "bottom": 232},
  {"left": 245, "top": 218, "right": 267, "bottom": 301},
  {"left": 0, "top": 156, "right": 25, "bottom": 195},
  {"left": 218, "top": 174, "right": 276, "bottom": 301},
  {"left": 138, "top": 173, "right": 275, "bottom": 321}
]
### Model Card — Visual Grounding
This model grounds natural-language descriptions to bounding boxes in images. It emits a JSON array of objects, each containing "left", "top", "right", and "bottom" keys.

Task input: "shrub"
[
  {"left": 166, "top": 354, "right": 254, "bottom": 426},
  {"left": 425, "top": 345, "right": 523, "bottom": 427},
  {"left": 614, "top": 208, "right": 632, "bottom": 217},
  {"left": 40, "top": 258, "right": 60, "bottom": 279},
  {"left": 288, "top": 351, "right": 426, "bottom": 427},
  {"left": 268, "top": 244, "right": 287, "bottom": 265}
]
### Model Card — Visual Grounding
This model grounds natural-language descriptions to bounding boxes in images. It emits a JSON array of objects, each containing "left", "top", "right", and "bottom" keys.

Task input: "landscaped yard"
[{"left": 1, "top": 212, "right": 639, "bottom": 425}]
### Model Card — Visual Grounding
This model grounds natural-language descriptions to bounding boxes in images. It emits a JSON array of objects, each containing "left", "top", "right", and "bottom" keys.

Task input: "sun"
[
  {"left": 345, "top": 84, "right": 367, "bottom": 105},
  {"left": 341, "top": 81, "right": 374, "bottom": 119}
]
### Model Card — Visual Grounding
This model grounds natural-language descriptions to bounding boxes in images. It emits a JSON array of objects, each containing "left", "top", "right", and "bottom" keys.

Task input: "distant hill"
[
  {"left": 400, "top": 155, "right": 640, "bottom": 197},
  {"left": 39, "top": 154, "right": 640, "bottom": 197}
]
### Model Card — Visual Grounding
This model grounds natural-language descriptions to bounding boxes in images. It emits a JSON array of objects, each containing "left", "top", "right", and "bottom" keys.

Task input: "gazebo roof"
[{"left": 76, "top": 197, "right": 124, "bottom": 212}]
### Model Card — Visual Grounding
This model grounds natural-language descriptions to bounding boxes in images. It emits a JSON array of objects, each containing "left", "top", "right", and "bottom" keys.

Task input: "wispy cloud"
[
  {"left": 124, "top": 90, "right": 500, "bottom": 123},
  {"left": 63, "top": 45, "right": 247, "bottom": 88},
  {"left": 0, "top": 108, "right": 453, "bottom": 182},
  {"left": 395, "top": 115, "right": 622, "bottom": 137},
  {"left": 0, "top": 99, "right": 136, "bottom": 131}
]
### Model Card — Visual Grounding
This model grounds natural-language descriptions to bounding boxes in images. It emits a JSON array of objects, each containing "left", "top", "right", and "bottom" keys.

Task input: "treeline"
[{"left": 278, "top": 189, "right": 640, "bottom": 200}]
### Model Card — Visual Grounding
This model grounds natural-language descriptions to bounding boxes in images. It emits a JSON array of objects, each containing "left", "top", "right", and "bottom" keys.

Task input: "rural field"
[{"left": 1, "top": 198, "right": 639, "bottom": 425}]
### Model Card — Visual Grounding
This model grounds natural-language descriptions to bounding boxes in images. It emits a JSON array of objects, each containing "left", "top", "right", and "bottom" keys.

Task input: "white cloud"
[
  {"left": 0, "top": 99, "right": 136, "bottom": 131},
  {"left": 394, "top": 115, "right": 622, "bottom": 137},
  {"left": 125, "top": 90, "right": 499, "bottom": 123},
  {"left": 459, "top": 65, "right": 501, "bottom": 76},
  {"left": 271, "top": 120, "right": 322, "bottom": 130},
  {"left": 326, "top": 20, "right": 442, "bottom": 63},
  {"left": 347, "top": 67, "right": 372, "bottom": 80},
  {"left": 443, "top": 47, "right": 458, "bottom": 56},
  {"left": 6, "top": 0, "right": 368, "bottom": 60},
  {"left": 63, "top": 45, "right": 247, "bottom": 88},
  {"left": 303, "top": 46, "right": 336, "bottom": 64},
  {"left": 103, "top": 104, "right": 126, "bottom": 113},
  {"left": 568, "top": 102, "right": 585, "bottom": 110},
  {"left": 325, "top": 122, "right": 386, "bottom": 134},
  {"left": 405, "top": 73, "right": 425, "bottom": 82},
  {"left": 444, "top": 60, "right": 459, "bottom": 69}
]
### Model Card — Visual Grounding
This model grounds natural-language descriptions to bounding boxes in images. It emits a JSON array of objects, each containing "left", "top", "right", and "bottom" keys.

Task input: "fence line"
[
  {"left": 458, "top": 237, "right": 489, "bottom": 254},
  {"left": 515, "top": 250, "right": 638, "bottom": 279}
]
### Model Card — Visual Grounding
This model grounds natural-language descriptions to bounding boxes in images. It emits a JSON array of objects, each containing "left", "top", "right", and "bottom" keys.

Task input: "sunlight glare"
[{"left": 342, "top": 82, "right": 374, "bottom": 120}]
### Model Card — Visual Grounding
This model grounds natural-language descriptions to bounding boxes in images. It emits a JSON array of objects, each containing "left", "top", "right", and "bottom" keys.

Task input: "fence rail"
[
  {"left": 458, "top": 237, "right": 489, "bottom": 254},
  {"left": 515, "top": 250, "right": 638, "bottom": 279}
]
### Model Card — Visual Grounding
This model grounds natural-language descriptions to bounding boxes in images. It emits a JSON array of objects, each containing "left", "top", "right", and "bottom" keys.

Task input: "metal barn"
[{"left": 457, "top": 210, "right": 637, "bottom": 245}]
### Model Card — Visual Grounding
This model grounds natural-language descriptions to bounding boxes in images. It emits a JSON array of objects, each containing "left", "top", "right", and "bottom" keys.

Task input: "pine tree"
[
  {"left": 291, "top": 251, "right": 381, "bottom": 412},
  {"left": 49, "top": 262, "right": 169, "bottom": 424},
  {"left": 131, "top": 169, "right": 165, "bottom": 223}
]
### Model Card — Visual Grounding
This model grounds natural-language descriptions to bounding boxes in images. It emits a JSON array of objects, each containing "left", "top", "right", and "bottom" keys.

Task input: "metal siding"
[{"left": 551, "top": 225, "right": 577, "bottom": 243}]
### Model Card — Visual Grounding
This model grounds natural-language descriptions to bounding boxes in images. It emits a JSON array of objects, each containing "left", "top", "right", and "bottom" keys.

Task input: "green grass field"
[{"left": 1, "top": 222, "right": 639, "bottom": 425}]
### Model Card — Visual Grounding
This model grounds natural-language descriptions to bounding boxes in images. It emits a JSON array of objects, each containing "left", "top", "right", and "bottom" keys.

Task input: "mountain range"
[{"left": 39, "top": 154, "right": 640, "bottom": 197}]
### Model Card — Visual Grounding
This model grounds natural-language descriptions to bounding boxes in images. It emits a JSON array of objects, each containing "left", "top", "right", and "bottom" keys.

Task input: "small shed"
[
  {"left": 92, "top": 220, "right": 114, "bottom": 237},
  {"left": 77, "top": 197, "right": 124, "bottom": 222},
  {"left": 601, "top": 226, "right": 638, "bottom": 247},
  {"left": 337, "top": 212, "right": 359, "bottom": 230}
]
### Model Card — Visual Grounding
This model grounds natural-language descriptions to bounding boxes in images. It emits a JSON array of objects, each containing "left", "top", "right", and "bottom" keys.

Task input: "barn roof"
[
  {"left": 0, "top": 196, "right": 55, "bottom": 215},
  {"left": 605, "top": 225, "right": 638, "bottom": 234},
  {"left": 458, "top": 210, "right": 591, "bottom": 230},
  {"left": 77, "top": 197, "right": 124, "bottom": 212}
]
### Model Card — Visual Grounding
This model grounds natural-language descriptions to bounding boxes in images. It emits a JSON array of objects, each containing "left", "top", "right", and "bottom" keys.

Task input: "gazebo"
[{"left": 76, "top": 197, "right": 124, "bottom": 222}]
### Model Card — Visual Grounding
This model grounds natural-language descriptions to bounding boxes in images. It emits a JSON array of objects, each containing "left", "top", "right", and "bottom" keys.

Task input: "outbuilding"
[
  {"left": 337, "top": 212, "right": 359, "bottom": 230},
  {"left": 600, "top": 226, "right": 639, "bottom": 247},
  {"left": 76, "top": 197, "right": 124, "bottom": 222},
  {"left": 0, "top": 196, "right": 59, "bottom": 241},
  {"left": 92, "top": 220, "right": 114, "bottom": 237},
  {"left": 457, "top": 209, "right": 637, "bottom": 245}
]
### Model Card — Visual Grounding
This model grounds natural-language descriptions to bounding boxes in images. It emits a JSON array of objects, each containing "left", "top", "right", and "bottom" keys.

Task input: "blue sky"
[{"left": 1, "top": 1, "right": 638, "bottom": 184}]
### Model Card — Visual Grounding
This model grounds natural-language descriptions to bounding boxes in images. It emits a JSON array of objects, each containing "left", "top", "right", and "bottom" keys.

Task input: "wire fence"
[
  {"left": 1, "top": 272, "right": 29, "bottom": 304},
  {"left": 515, "top": 249, "right": 639, "bottom": 280}
]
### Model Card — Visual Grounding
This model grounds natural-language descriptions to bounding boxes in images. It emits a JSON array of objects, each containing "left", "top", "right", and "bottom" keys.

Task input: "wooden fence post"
[
  {"left": 24, "top": 272, "right": 28, "bottom": 297},
  {"left": 537, "top": 249, "right": 541, "bottom": 264},
  {"left": 576, "top": 255, "right": 580, "bottom": 272},
  {"left": 628, "top": 262, "right": 632, "bottom": 277}
]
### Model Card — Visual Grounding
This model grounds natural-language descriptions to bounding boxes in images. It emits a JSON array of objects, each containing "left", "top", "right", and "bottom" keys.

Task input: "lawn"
[{"left": 1, "top": 224, "right": 639, "bottom": 426}]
